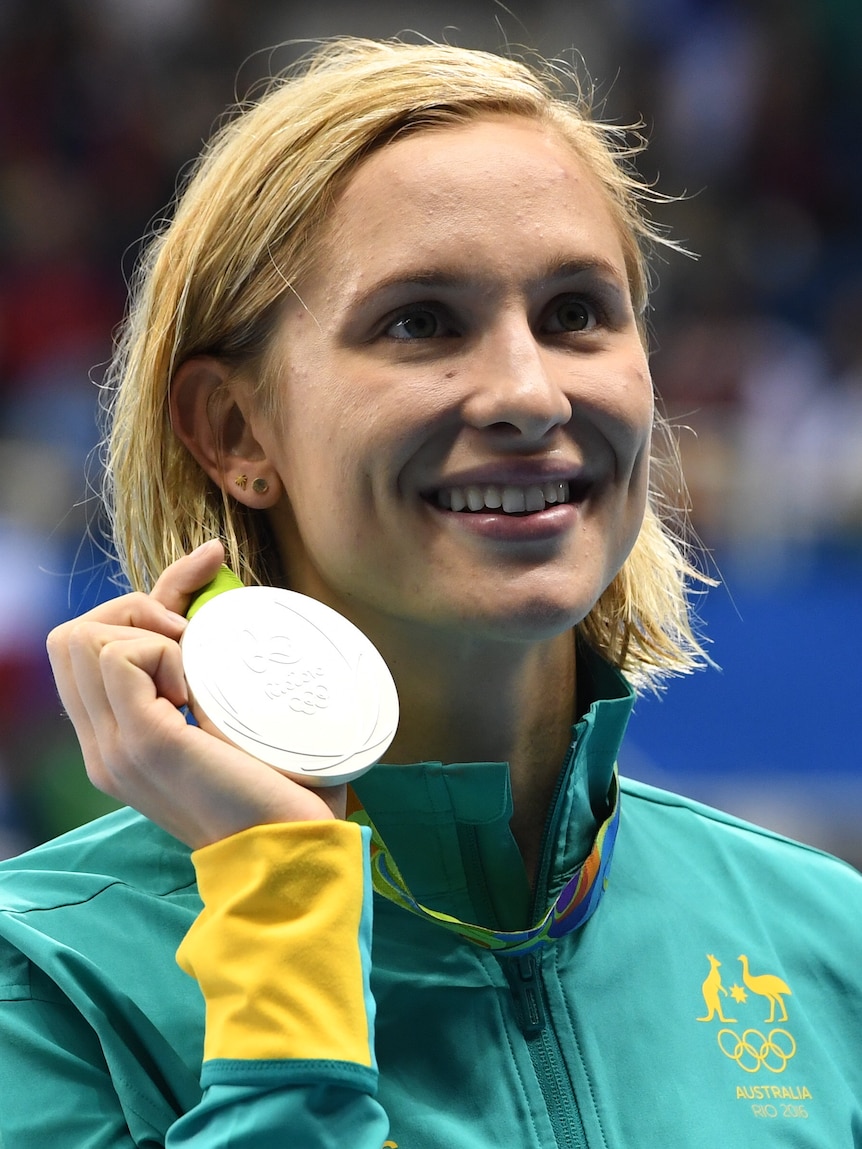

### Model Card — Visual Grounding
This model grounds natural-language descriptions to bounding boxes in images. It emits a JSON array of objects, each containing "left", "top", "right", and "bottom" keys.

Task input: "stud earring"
[
  {"left": 252, "top": 477, "right": 269, "bottom": 495},
  {"left": 234, "top": 474, "right": 248, "bottom": 490}
]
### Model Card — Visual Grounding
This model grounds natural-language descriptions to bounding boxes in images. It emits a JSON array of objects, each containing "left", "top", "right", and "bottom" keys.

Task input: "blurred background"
[{"left": 0, "top": 0, "right": 859, "bottom": 863}]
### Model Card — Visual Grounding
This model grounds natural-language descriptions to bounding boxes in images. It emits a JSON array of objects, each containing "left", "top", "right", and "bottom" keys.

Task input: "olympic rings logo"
[{"left": 717, "top": 1028, "right": 797, "bottom": 1073}]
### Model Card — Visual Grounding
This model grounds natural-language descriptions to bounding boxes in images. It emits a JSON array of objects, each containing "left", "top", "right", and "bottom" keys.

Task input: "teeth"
[
  {"left": 543, "top": 481, "right": 567, "bottom": 505},
  {"left": 466, "top": 486, "right": 485, "bottom": 511},
  {"left": 502, "top": 487, "right": 526, "bottom": 513},
  {"left": 437, "top": 481, "right": 571, "bottom": 514},
  {"left": 524, "top": 485, "right": 545, "bottom": 513}
]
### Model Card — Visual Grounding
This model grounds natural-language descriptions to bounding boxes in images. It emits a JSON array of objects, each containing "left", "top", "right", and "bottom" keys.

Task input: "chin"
[{"left": 457, "top": 594, "right": 596, "bottom": 644}]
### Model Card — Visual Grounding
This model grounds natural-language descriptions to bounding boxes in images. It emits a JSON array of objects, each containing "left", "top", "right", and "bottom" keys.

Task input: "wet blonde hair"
[{"left": 105, "top": 36, "right": 709, "bottom": 691}]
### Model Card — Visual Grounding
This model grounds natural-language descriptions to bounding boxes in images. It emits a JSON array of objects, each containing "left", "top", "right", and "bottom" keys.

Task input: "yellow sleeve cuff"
[{"left": 177, "top": 819, "right": 375, "bottom": 1067}]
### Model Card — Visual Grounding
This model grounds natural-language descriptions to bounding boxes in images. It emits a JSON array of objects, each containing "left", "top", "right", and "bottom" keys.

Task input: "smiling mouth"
[{"left": 432, "top": 480, "right": 583, "bottom": 515}]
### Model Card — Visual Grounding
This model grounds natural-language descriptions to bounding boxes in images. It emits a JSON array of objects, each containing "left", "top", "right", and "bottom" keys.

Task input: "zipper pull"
[{"left": 510, "top": 952, "right": 546, "bottom": 1036}]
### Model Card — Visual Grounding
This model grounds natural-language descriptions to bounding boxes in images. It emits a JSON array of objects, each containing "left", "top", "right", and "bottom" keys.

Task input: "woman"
[{"left": 0, "top": 38, "right": 860, "bottom": 1148}]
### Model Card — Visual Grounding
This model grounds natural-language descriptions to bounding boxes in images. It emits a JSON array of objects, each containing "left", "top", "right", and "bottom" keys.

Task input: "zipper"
[
  {"left": 530, "top": 735, "right": 578, "bottom": 924},
  {"left": 502, "top": 952, "right": 588, "bottom": 1148},
  {"left": 508, "top": 952, "right": 546, "bottom": 1035},
  {"left": 501, "top": 730, "right": 590, "bottom": 1146}
]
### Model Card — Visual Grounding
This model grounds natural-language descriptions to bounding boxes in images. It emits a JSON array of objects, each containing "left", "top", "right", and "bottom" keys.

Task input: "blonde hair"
[{"left": 105, "top": 36, "right": 710, "bottom": 691}]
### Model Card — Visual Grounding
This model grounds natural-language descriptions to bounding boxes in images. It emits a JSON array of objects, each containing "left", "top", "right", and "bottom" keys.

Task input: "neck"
[{"left": 379, "top": 625, "right": 578, "bottom": 879}]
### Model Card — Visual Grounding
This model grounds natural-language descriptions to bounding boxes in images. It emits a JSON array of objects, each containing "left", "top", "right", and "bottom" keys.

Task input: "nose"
[{"left": 462, "top": 318, "right": 571, "bottom": 441}]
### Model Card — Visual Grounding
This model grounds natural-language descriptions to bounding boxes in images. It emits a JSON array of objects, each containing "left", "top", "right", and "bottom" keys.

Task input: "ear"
[{"left": 169, "top": 356, "right": 281, "bottom": 508}]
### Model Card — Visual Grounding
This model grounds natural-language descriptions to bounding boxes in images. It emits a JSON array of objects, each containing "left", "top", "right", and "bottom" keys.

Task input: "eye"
[
  {"left": 542, "top": 296, "right": 599, "bottom": 335},
  {"left": 384, "top": 307, "right": 455, "bottom": 341}
]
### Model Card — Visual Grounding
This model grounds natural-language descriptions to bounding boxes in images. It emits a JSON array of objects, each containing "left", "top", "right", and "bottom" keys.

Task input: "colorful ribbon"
[{"left": 349, "top": 770, "right": 619, "bottom": 955}]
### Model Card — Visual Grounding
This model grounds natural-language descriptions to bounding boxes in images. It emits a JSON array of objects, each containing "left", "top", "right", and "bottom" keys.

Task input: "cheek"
[
  {"left": 601, "top": 346, "right": 654, "bottom": 447},
  {"left": 631, "top": 369, "right": 656, "bottom": 472},
  {"left": 629, "top": 421, "right": 654, "bottom": 527},
  {"left": 620, "top": 406, "right": 658, "bottom": 553},
  {"left": 633, "top": 355, "right": 655, "bottom": 427},
  {"left": 614, "top": 393, "right": 654, "bottom": 551}
]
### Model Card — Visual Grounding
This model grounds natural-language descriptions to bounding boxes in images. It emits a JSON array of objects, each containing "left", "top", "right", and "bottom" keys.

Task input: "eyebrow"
[
  {"left": 540, "top": 257, "right": 628, "bottom": 300},
  {"left": 350, "top": 256, "right": 628, "bottom": 311}
]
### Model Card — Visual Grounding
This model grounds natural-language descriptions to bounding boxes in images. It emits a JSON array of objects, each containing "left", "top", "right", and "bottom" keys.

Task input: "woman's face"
[{"left": 252, "top": 116, "right": 654, "bottom": 649}]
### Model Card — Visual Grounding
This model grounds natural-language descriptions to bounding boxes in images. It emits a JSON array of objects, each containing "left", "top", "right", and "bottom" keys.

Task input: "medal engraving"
[{"left": 182, "top": 585, "right": 399, "bottom": 786}]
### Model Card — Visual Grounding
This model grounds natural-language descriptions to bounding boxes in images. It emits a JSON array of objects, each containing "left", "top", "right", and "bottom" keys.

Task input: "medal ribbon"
[{"left": 349, "top": 768, "right": 620, "bottom": 955}]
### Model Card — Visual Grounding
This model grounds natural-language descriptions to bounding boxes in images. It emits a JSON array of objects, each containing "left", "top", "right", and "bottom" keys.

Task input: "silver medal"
[{"left": 182, "top": 585, "right": 399, "bottom": 786}]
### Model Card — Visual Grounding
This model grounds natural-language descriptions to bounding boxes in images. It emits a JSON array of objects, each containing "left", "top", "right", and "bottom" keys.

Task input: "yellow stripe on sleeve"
[{"left": 177, "top": 820, "right": 374, "bottom": 1066}]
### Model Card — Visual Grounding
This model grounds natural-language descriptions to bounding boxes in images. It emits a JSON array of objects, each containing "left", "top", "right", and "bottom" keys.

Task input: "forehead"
[{"left": 311, "top": 116, "right": 629, "bottom": 297}]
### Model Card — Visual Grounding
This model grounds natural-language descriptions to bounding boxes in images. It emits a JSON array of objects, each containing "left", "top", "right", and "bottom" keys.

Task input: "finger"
[
  {"left": 77, "top": 629, "right": 186, "bottom": 751},
  {"left": 47, "top": 590, "right": 190, "bottom": 738},
  {"left": 47, "top": 542, "right": 226, "bottom": 743},
  {"left": 99, "top": 643, "right": 336, "bottom": 845},
  {"left": 55, "top": 622, "right": 187, "bottom": 784},
  {"left": 103, "top": 631, "right": 189, "bottom": 711},
  {"left": 47, "top": 594, "right": 189, "bottom": 688},
  {"left": 92, "top": 634, "right": 195, "bottom": 802},
  {"left": 44, "top": 551, "right": 223, "bottom": 807},
  {"left": 149, "top": 540, "right": 227, "bottom": 616}
]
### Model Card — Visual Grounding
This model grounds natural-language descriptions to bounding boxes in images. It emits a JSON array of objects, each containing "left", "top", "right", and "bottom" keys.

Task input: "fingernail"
[{"left": 189, "top": 540, "right": 221, "bottom": 557}]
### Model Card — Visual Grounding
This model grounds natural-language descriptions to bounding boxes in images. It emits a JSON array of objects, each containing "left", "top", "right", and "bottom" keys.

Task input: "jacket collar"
[{"left": 351, "top": 647, "right": 634, "bottom": 935}]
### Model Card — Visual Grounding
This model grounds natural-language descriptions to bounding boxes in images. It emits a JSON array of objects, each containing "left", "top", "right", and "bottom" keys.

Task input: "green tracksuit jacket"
[{"left": 0, "top": 651, "right": 860, "bottom": 1147}]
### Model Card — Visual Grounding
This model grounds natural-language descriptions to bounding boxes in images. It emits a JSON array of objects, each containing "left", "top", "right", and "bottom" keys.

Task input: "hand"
[{"left": 46, "top": 541, "right": 345, "bottom": 848}]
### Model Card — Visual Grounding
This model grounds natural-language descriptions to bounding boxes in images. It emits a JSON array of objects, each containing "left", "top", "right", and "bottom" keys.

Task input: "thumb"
[{"left": 150, "top": 540, "right": 228, "bottom": 616}]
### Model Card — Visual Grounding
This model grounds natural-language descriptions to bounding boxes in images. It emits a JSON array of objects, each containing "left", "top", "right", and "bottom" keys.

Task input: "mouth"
[{"left": 429, "top": 479, "right": 588, "bottom": 516}]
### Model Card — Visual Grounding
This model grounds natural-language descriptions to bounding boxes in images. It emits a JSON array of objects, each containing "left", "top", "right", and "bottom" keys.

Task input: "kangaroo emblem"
[{"left": 696, "top": 954, "right": 737, "bottom": 1023}]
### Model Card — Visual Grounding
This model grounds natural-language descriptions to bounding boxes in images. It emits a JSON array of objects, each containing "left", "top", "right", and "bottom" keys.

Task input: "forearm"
[{"left": 170, "top": 819, "right": 389, "bottom": 1148}]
